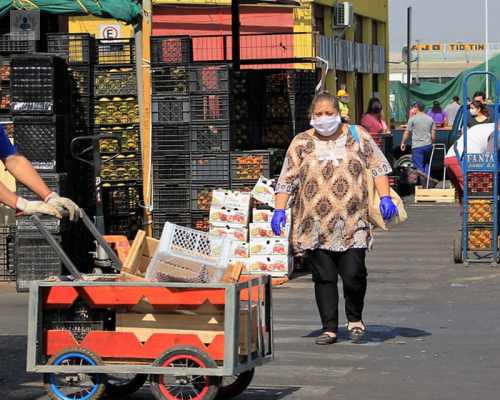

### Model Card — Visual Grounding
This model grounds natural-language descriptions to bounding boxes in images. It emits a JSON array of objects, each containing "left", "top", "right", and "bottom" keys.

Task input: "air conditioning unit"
[{"left": 333, "top": 2, "right": 354, "bottom": 28}]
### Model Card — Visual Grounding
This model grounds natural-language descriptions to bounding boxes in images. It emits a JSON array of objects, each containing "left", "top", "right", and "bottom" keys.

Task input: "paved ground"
[{"left": 1, "top": 201, "right": 500, "bottom": 399}]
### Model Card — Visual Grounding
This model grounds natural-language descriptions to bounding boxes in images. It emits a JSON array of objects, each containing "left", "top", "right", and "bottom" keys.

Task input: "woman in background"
[
  {"left": 427, "top": 101, "right": 448, "bottom": 128},
  {"left": 360, "top": 98, "right": 391, "bottom": 134}
]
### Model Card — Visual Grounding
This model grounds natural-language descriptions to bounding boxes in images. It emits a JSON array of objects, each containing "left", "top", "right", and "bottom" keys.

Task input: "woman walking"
[{"left": 271, "top": 91, "right": 397, "bottom": 345}]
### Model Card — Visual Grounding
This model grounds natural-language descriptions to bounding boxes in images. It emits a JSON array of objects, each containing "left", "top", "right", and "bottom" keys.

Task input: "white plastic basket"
[{"left": 146, "top": 222, "right": 233, "bottom": 283}]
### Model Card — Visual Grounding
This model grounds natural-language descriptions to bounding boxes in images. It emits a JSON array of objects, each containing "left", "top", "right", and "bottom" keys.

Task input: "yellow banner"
[
  {"left": 448, "top": 43, "right": 486, "bottom": 51},
  {"left": 411, "top": 44, "right": 443, "bottom": 52}
]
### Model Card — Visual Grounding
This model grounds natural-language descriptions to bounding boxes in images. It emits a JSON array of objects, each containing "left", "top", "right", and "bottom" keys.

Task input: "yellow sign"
[
  {"left": 448, "top": 43, "right": 486, "bottom": 51},
  {"left": 411, "top": 44, "right": 444, "bottom": 52}
]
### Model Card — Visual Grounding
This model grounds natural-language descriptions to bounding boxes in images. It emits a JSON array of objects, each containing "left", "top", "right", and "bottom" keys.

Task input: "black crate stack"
[
  {"left": 0, "top": 224, "right": 15, "bottom": 283},
  {"left": 150, "top": 36, "right": 236, "bottom": 237},
  {"left": 92, "top": 38, "right": 142, "bottom": 238},
  {"left": 9, "top": 52, "right": 75, "bottom": 291},
  {"left": 234, "top": 70, "right": 315, "bottom": 177}
]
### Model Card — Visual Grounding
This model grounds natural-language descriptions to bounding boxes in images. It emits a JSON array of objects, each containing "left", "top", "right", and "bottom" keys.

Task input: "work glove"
[
  {"left": 44, "top": 191, "right": 82, "bottom": 222},
  {"left": 271, "top": 209, "right": 286, "bottom": 236},
  {"left": 16, "top": 196, "right": 61, "bottom": 218},
  {"left": 379, "top": 196, "right": 399, "bottom": 222}
]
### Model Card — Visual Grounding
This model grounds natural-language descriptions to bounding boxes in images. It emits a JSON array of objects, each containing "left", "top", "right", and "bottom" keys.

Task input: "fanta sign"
[{"left": 466, "top": 153, "right": 495, "bottom": 170}]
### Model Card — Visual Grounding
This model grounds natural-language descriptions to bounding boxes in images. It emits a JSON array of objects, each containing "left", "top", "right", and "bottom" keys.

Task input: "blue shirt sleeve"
[{"left": 0, "top": 125, "right": 17, "bottom": 159}]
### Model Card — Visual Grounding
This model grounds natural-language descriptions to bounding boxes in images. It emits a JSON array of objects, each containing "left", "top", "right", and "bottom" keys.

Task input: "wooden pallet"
[{"left": 414, "top": 187, "right": 456, "bottom": 203}]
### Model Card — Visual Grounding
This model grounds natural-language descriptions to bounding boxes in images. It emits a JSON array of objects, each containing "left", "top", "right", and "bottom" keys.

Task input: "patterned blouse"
[{"left": 276, "top": 125, "right": 392, "bottom": 255}]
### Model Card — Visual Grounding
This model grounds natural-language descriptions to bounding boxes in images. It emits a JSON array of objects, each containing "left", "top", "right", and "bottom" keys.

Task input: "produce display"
[
  {"left": 1, "top": 64, "right": 9, "bottom": 80},
  {"left": 98, "top": 126, "right": 140, "bottom": 153},
  {"left": 264, "top": 122, "right": 291, "bottom": 144},
  {"left": 265, "top": 96, "right": 290, "bottom": 118},
  {"left": 100, "top": 155, "right": 140, "bottom": 181},
  {"left": 95, "top": 68, "right": 137, "bottom": 96},
  {"left": 234, "top": 155, "right": 265, "bottom": 180},
  {"left": 151, "top": 66, "right": 188, "bottom": 93},
  {"left": 235, "top": 99, "right": 250, "bottom": 120},
  {"left": 265, "top": 72, "right": 290, "bottom": 93},
  {"left": 467, "top": 200, "right": 493, "bottom": 223},
  {"left": 468, "top": 228, "right": 493, "bottom": 249},
  {"left": 235, "top": 124, "right": 251, "bottom": 147},
  {"left": 195, "top": 187, "right": 213, "bottom": 211},
  {"left": 94, "top": 97, "right": 140, "bottom": 125},
  {"left": 0, "top": 90, "right": 9, "bottom": 109},
  {"left": 467, "top": 172, "right": 494, "bottom": 195},
  {"left": 192, "top": 214, "right": 210, "bottom": 231},
  {"left": 69, "top": 67, "right": 90, "bottom": 95},
  {"left": 1, "top": 123, "right": 13, "bottom": 138}
]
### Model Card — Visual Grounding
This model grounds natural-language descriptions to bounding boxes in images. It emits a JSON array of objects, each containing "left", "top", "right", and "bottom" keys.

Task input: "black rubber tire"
[
  {"left": 150, "top": 345, "right": 221, "bottom": 400},
  {"left": 105, "top": 373, "right": 148, "bottom": 397},
  {"left": 216, "top": 368, "right": 255, "bottom": 399},
  {"left": 43, "top": 346, "right": 107, "bottom": 400},
  {"left": 454, "top": 233, "right": 463, "bottom": 263},
  {"left": 395, "top": 154, "right": 414, "bottom": 169}
]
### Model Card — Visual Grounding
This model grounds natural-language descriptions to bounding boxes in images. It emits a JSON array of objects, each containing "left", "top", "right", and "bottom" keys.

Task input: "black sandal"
[
  {"left": 348, "top": 323, "right": 366, "bottom": 340},
  {"left": 316, "top": 333, "right": 338, "bottom": 345}
]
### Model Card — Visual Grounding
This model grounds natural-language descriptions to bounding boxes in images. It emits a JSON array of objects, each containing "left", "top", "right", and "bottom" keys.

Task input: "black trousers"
[{"left": 309, "top": 248, "right": 367, "bottom": 333}]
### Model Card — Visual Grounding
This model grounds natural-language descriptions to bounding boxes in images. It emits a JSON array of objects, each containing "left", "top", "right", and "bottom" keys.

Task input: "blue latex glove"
[
  {"left": 379, "top": 196, "right": 399, "bottom": 222},
  {"left": 271, "top": 209, "right": 286, "bottom": 236}
]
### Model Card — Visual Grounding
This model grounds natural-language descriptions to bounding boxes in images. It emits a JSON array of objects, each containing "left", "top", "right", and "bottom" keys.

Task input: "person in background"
[
  {"left": 400, "top": 101, "right": 439, "bottom": 188},
  {"left": 444, "top": 96, "right": 460, "bottom": 127},
  {"left": 467, "top": 97, "right": 471, "bottom": 105},
  {"left": 337, "top": 89, "right": 350, "bottom": 122},
  {"left": 427, "top": 100, "right": 448, "bottom": 128},
  {"left": 360, "top": 98, "right": 391, "bottom": 134},
  {"left": 271, "top": 91, "right": 397, "bottom": 345},
  {"left": 473, "top": 91, "right": 486, "bottom": 104},
  {"left": 0, "top": 56, "right": 82, "bottom": 221},
  {"left": 467, "top": 100, "right": 493, "bottom": 128}
]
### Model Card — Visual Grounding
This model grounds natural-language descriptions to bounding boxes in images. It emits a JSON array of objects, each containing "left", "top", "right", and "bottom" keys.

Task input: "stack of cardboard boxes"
[{"left": 208, "top": 176, "right": 294, "bottom": 279}]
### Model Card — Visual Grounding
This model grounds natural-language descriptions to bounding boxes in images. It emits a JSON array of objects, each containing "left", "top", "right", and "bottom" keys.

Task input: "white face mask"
[
  {"left": 470, "top": 108, "right": 478, "bottom": 116},
  {"left": 310, "top": 115, "right": 342, "bottom": 136}
]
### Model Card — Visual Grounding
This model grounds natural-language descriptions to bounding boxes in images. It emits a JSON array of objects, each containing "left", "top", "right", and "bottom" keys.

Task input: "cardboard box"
[
  {"left": 231, "top": 242, "right": 250, "bottom": 258},
  {"left": 209, "top": 226, "right": 248, "bottom": 242},
  {"left": 249, "top": 223, "right": 290, "bottom": 239},
  {"left": 253, "top": 208, "right": 292, "bottom": 224},
  {"left": 248, "top": 255, "right": 293, "bottom": 277},
  {"left": 250, "top": 176, "right": 293, "bottom": 209},
  {"left": 209, "top": 189, "right": 251, "bottom": 228},
  {"left": 249, "top": 238, "right": 289, "bottom": 256}
]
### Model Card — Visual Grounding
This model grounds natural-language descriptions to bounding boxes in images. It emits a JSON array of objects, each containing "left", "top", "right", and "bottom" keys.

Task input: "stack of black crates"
[
  {"left": 466, "top": 173, "right": 495, "bottom": 251},
  {"left": 10, "top": 51, "right": 75, "bottom": 292},
  {"left": 91, "top": 37, "right": 142, "bottom": 238}
]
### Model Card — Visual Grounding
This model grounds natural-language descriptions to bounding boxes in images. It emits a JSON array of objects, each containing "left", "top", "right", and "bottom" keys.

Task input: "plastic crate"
[
  {"left": 467, "top": 199, "right": 494, "bottom": 223},
  {"left": 191, "top": 153, "right": 230, "bottom": 183},
  {"left": 150, "top": 36, "right": 192, "bottom": 65},
  {"left": 17, "top": 173, "right": 69, "bottom": 201},
  {"left": 153, "top": 155, "right": 190, "bottom": 181},
  {"left": 94, "top": 67, "right": 137, "bottom": 96},
  {"left": 299, "top": 70, "right": 317, "bottom": 93},
  {"left": 13, "top": 115, "right": 69, "bottom": 172},
  {"left": 100, "top": 155, "right": 141, "bottom": 182},
  {"left": 74, "top": 95, "right": 93, "bottom": 130},
  {"left": 388, "top": 175, "right": 400, "bottom": 195},
  {"left": 0, "top": 225, "right": 16, "bottom": 282},
  {"left": 150, "top": 65, "right": 189, "bottom": 94},
  {"left": 264, "top": 95, "right": 292, "bottom": 119},
  {"left": 106, "top": 214, "right": 140, "bottom": 238},
  {"left": 267, "top": 148, "right": 286, "bottom": 176},
  {"left": 188, "top": 64, "right": 232, "bottom": 93},
  {"left": 1, "top": 122, "right": 14, "bottom": 138},
  {"left": 235, "top": 123, "right": 255, "bottom": 149},
  {"left": 96, "top": 125, "right": 140, "bottom": 153},
  {"left": 94, "top": 98, "right": 139, "bottom": 125},
  {"left": 190, "top": 185, "right": 220, "bottom": 212},
  {"left": 151, "top": 95, "right": 190, "bottom": 124},
  {"left": 190, "top": 94, "right": 234, "bottom": 123},
  {"left": 9, "top": 53, "right": 72, "bottom": 115},
  {"left": 230, "top": 150, "right": 273, "bottom": 180},
  {"left": 191, "top": 212, "right": 210, "bottom": 232},
  {"left": 230, "top": 180, "right": 255, "bottom": 193},
  {"left": 467, "top": 225, "right": 493, "bottom": 250},
  {"left": 47, "top": 33, "right": 96, "bottom": 64},
  {"left": 263, "top": 71, "right": 292, "bottom": 93},
  {"left": 16, "top": 234, "right": 62, "bottom": 292},
  {"left": 152, "top": 212, "right": 191, "bottom": 239},
  {"left": 190, "top": 123, "right": 234, "bottom": 152},
  {"left": 152, "top": 124, "right": 190, "bottom": 153},
  {"left": 103, "top": 185, "right": 141, "bottom": 216},
  {"left": 0, "top": 33, "right": 36, "bottom": 54},
  {"left": 145, "top": 222, "right": 232, "bottom": 283},
  {"left": 1, "top": 61, "right": 10, "bottom": 81},
  {"left": 95, "top": 38, "right": 135, "bottom": 65},
  {"left": 16, "top": 215, "right": 69, "bottom": 234},
  {"left": 68, "top": 65, "right": 93, "bottom": 96},
  {"left": 262, "top": 121, "right": 293, "bottom": 146},
  {"left": 153, "top": 183, "right": 190, "bottom": 211},
  {"left": 292, "top": 93, "right": 313, "bottom": 119},
  {"left": 467, "top": 172, "right": 494, "bottom": 197},
  {"left": 0, "top": 85, "right": 10, "bottom": 110}
]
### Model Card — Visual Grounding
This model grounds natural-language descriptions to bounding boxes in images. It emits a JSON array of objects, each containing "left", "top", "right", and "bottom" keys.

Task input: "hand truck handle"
[{"left": 30, "top": 209, "right": 123, "bottom": 280}]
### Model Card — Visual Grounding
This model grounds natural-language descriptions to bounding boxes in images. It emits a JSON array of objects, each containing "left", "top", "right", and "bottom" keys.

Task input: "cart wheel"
[
  {"left": 43, "top": 346, "right": 107, "bottom": 400},
  {"left": 150, "top": 345, "right": 221, "bottom": 400},
  {"left": 216, "top": 368, "right": 255, "bottom": 399},
  {"left": 453, "top": 233, "right": 463, "bottom": 263},
  {"left": 105, "top": 373, "right": 148, "bottom": 397}
]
